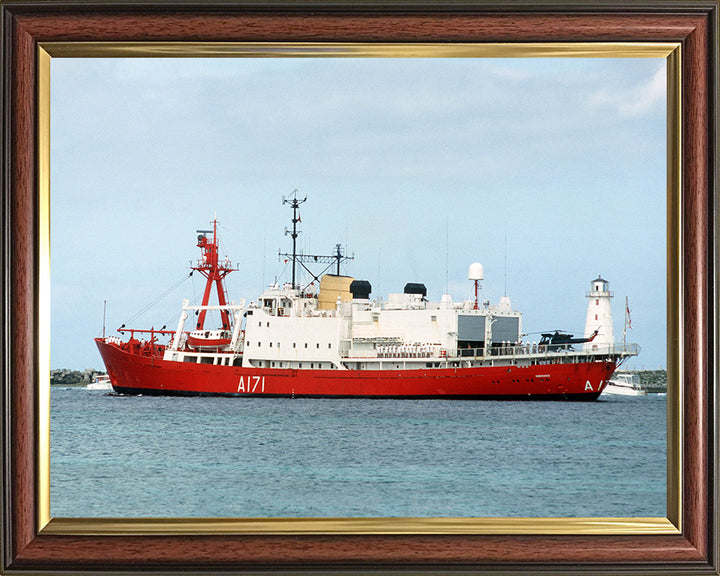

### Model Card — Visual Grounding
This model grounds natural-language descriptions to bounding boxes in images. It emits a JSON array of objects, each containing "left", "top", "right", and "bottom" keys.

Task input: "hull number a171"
[{"left": 238, "top": 375, "right": 265, "bottom": 393}]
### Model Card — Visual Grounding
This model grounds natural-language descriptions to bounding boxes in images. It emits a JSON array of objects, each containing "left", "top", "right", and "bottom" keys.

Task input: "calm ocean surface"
[{"left": 50, "top": 388, "right": 666, "bottom": 518}]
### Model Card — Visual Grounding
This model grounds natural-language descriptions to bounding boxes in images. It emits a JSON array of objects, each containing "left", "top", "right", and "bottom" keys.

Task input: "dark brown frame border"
[{"left": 1, "top": 1, "right": 717, "bottom": 574}]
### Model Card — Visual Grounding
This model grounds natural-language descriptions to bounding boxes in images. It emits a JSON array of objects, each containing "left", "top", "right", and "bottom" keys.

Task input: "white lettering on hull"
[
  {"left": 237, "top": 375, "right": 265, "bottom": 393},
  {"left": 585, "top": 380, "right": 593, "bottom": 391}
]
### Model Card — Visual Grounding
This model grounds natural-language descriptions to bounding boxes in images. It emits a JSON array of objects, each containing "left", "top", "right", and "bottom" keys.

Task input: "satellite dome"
[{"left": 468, "top": 262, "right": 484, "bottom": 281}]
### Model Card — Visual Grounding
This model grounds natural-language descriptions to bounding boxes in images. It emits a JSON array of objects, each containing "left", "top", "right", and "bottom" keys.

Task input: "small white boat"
[
  {"left": 87, "top": 374, "right": 112, "bottom": 390},
  {"left": 604, "top": 372, "right": 646, "bottom": 396}
]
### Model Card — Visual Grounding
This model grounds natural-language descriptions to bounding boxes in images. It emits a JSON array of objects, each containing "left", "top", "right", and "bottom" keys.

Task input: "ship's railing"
[
  {"left": 458, "top": 342, "right": 640, "bottom": 359},
  {"left": 340, "top": 342, "right": 639, "bottom": 361}
]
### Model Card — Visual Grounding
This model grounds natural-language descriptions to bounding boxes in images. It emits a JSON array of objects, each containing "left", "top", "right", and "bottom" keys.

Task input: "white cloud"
[{"left": 589, "top": 64, "right": 666, "bottom": 117}]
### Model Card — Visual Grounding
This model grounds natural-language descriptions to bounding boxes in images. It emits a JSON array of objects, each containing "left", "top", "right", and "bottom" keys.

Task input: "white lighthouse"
[{"left": 584, "top": 276, "right": 615, "bottom": 351}]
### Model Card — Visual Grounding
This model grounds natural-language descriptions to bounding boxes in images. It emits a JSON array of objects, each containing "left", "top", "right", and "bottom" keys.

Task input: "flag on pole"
[{"left": 626, "top": 297, "right": 632, "bottom": 329}]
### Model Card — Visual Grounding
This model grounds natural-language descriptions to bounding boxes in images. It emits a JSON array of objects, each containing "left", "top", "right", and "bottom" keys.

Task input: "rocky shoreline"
[
  {"left": 50, "top": 368, "right": 104, "bottom": 387},
  {"left": 622, "top": 369, "right": 667, "bottom": 394}
]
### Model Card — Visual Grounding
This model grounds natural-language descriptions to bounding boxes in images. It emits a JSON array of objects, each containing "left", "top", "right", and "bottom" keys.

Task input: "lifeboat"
[{"left": 186, "top": 329, "right": 232, "bottom": 350}]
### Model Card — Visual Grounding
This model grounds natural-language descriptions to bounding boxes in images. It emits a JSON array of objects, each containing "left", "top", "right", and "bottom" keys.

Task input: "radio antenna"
[
  {"left": 445, "top": 217, "right": 449, "bottom": 294},
  {"left": 504, "top": 218, "right": 508, "bottom": 297}
]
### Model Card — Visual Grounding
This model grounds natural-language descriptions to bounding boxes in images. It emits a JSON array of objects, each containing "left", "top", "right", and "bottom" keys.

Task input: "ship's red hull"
[{"left": 95, "top": 338, "right": 614, "bottom": 400}]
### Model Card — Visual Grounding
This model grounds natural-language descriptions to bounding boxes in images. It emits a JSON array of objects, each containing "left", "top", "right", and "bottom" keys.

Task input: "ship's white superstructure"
[{"left": 163, "top": 277, "right": 524, "bottom": 371}]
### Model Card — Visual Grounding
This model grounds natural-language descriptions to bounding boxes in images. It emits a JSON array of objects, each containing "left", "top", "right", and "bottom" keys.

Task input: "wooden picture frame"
[{"left": 1, "top": 1, "right": 717, "bottom": 573}]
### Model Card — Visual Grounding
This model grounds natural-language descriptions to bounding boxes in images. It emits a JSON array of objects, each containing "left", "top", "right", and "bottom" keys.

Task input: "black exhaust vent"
[
  {"left": 404, "top": 283, "right": 427, "bottom": 297},
  {"left": 350, "top": 280, "right": 372, "bottom": 300}
]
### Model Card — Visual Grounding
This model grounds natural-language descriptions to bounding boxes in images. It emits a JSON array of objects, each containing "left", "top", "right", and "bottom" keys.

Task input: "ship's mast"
[
  {"left": 193, "top": 219, "right": 236, "bottom": 330},
  {"left": 282, "top": 190, "right": 307, "bottom": 289},
  {"left": 333, "top": 243, "right": 343, "bottom": 275},
  {"left": 279, "top": 193, "right": 354, "bottom": 289}
]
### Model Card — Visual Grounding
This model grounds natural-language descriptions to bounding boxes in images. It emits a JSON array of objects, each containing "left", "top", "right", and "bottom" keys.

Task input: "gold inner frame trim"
[
  {"left": 41, "top": 41, "right": 679, "bottom": 59},
  {"left": 44, "top": 516, "right": 678, "bottom": 536},
  {"left": 36, "top": 42, "right": 682, "bottom": 537}
]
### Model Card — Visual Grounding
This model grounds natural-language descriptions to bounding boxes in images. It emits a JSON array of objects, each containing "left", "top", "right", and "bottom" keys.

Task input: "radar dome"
[{"left": 468, "top": 262, "right": 484, "bottom": 281}]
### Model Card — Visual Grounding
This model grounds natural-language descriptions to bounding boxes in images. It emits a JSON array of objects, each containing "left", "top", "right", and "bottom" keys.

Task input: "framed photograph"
[{"left": 2, "top": 1, "right": 716, "bottom": 574}]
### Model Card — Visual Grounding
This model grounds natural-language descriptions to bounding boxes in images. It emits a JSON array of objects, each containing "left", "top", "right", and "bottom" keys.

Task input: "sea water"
[{"left": 50, "top": 389, "right": 666, "bottom": 518}]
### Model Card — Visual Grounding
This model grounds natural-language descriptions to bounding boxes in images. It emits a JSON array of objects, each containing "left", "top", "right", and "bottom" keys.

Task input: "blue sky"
[{"left": 50, "top": 56, "right": 667, "bottom": 370}]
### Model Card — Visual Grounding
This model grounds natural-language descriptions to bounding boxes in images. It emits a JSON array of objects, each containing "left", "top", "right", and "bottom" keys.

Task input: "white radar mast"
[{"left": 468, "top": 262, "right": 484, "bottom": 310}]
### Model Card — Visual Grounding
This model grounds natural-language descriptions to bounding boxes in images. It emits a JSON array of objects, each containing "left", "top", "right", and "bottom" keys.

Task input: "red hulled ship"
[{"left": 96, "top": 196, "right": 639, "bottom": 400}]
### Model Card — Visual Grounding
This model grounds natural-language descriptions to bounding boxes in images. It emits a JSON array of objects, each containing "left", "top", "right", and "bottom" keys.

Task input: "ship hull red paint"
[{"left": 95, "top": 339, "right": 614, "bottom": 400}]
